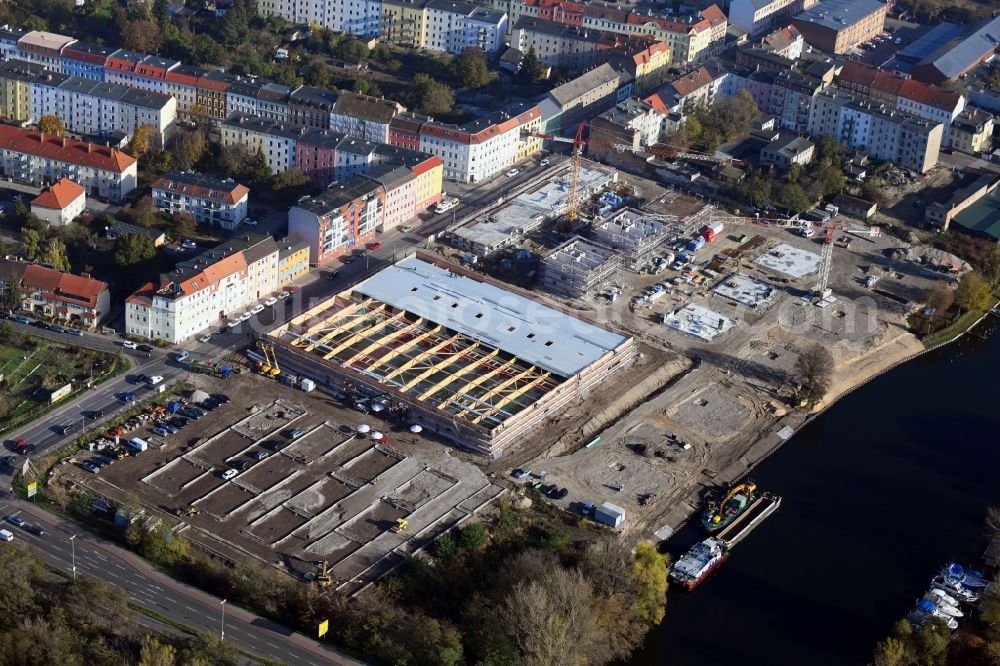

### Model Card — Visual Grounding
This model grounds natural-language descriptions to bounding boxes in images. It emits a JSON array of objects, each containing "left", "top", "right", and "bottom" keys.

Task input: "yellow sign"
[
  {"left": 26, "top": 482, "right": 38, "bottom": 498},
  {"left": 318, "top": 619, "right": 329, "bottom": 638}
]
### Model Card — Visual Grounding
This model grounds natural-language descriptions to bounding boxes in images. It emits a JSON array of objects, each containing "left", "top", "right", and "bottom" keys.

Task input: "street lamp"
[
  {"left": 220, "top": 598, "right": 227, "bottom": 642},
  {"left": 70, "top": 534, "right": 76, "bottom": 579}
]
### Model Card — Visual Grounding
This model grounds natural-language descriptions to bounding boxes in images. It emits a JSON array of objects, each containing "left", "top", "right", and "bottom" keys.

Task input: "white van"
[
  {"left": 146, "top": 375, "right": 164, "bottom": 386},
  {"left": 0, "top": 529, "right": 13, "bottom": 541},
  {"left": 434, "top": 198, "right": 458, "bottom": 214}
]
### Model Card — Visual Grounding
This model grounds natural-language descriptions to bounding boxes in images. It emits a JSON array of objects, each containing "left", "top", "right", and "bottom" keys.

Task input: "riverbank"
[{"left": 631, "top": 314, "right": 1000, "bottom": 666}]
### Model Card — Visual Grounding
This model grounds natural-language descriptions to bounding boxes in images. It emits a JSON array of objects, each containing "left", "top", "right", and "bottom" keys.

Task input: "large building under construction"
[{"left": 268, "top": 254, "right": 637, "bottom": 456}]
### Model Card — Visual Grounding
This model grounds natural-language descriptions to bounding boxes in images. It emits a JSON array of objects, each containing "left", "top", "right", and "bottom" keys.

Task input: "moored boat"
[
  {"left": 701, "top": 480, "right": 757, "bottom": 532},
  {"left": 669, "top": 538, "right": 728, "bottom": 591}
]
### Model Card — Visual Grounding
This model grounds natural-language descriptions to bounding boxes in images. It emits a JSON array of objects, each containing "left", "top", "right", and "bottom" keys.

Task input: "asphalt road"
[{"left": 0, "top": 497, "right": 358, "bottom": 665}]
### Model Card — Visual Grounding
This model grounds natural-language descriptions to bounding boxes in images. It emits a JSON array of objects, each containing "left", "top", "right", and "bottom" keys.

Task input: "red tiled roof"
[
  {"left": 838, "top": 61, "right": 963, "bottom": 112},
  {"left": 0, "top": 126, "right": 136, "bottom": 173},
  {"left": 21, "top": 264, "right": 107, "bottom": 309},
  {"left": 31, "top": 178, "right": 85, "bottom": 210},
  {"left": 151, "top": 175, "right": 249, "bottom": 205},
  {"left": 410, "top": 155, "right": 444, "bottom": 175},
  {"left": 643, "top": 93, "right": 669, "bottom": 113}
]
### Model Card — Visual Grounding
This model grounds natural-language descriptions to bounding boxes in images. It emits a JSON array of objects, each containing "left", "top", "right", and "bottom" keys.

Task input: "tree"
[
  {"left": 774, "top": 182, "right": 812, "bottom": 214},
  {"left": 795, "top": 344, "right": 834, "bottom": 403},
  {"left": 459, "top": 522, "right": 487, "bottom": 550},
  {"left": 981, "top": 244, "right": 1000, "bottom": 289},
  {"left": 872, "top": 637, "right": 907, "bottom": 666},
  {"left": 955, "top": 271, "right": 992, "bottom": 313},
  {"left": 172, "top": 129, "right": 206, "bottom": 170},
  {"left": 352, "top": 77, "right": 370, "bottom": 95},
  {"left": 38, "top": 114, "right": 65, "bottom": 136},
  {"left": 924, "top": 282, "right": 954, "bottom": 319},
  {"left": 434, "top": 533, "right": 456, "bottom": 561},
  {"left": 630, "top": 542, "right": 669, "bottom": 626},
  {"left": 21, "top": 227, "right": 42, "bottom": 261},
  {"left": 1, "top": 278, "right": 21, "bottom": 312},
  {"left": 121, "top": 19, "right": 164, "bottom": 53},
  {"left": 138, "top": 635, "right": 178, "bottom": 666},
  {"left": 518, "top": 46, "right": 542, "bottom": 84},
  {"left": 42, "top": 238, "right": 71, "bottom": 272},
  {"left": 129, "top": 125, "right": 156, "bottom": 160},
  {"left": 413, "top": 73, "right": 454, "bottom": 115},
  {"left": 171, "top": 212, "right": 196, "bottom": 240},
  {"left": 113, "top": 233, "right": 157, "bottom": 268},
  {"left": 813, "top": 162, "right": 846, "bottom": 198},
  {"left": 456, "top": 47, "right": 496, "bottom": 89}
]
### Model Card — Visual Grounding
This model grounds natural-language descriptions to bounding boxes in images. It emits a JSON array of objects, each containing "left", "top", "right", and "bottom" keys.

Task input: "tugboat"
[
  {"left": 701, "top": 480, "right": 757, "bottom": 532},
  {"left": 669, "top": 538, "right": 728, "bottom": 591}
]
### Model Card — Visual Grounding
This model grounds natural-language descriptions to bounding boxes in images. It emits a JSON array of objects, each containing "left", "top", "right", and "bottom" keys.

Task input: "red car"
[
  {"left": 13, "top": 439, "right": 32, "bottom": 453},
  {"left": 367, "top": 242, "right": 383, "bottom": 251}
]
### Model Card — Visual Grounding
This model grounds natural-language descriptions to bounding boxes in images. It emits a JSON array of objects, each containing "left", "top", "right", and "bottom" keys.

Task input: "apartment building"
[
  {"left": 0, "top": 59, "right": 177, "bottom": 143},
  {"left": 197, "top": 70, "right": 235, "bottom": 119},
  {"left": 152, "top": 171, "right": 250, "bottom": 230},
  {"left": 163, "top": 65, "right": 203, "bottom": 115},
  {"left": 746, "top": 68, "right": 824, "bottom": 133},
  {"left": 363, "top": 165, "right": 418, "bottom": 232},
  {"left": 126, "top": 234, "right": 280, "bottom": 343},
  {"left": 792, "top": 0, "right": 887, "bottom": 54},
  {"left": 511, "top": 17, "right": 604, "bottom": 70},
  {"left": 588, "top": 98, "right": 664, "bottom": 160},
  {"left": 60, "top": 42, "right": 118, "bottom": 80},
  {"left": 759, "top": 131, "right": 815, "bottom": 168},
  {"left": 258, "top": 0, "right": 380, "bottom": 34},
  {"left": 15, "top": 30, "right": 76, "bottom": 69},
  {"left": 423, "top": 0, "right": 508, "bottom": 55},
  {"left": 759, "top": 25, "right": 805, "bottom": 59},
  {"left": 649, "top": 59, "right": 738, "bottom": 114},
  {"left": 328, "top": 91, "right": 405, "bottom": 143},
  {"left": 288, "top": 86, "right": 338, "bottom": 129},
  {"left": 0, "top": 27, "right": 23, "bottom": 60},
  {"left": 835, "top": 61, "right": 965, "bottom": 145},
  {"left": 30, "top": 177, "right": 86, "bottom": 226},
  {"left": 601, "top": 41, "right": 671, "bottom": 96},
  {"left": 729, "top": 0, "right": 817, "bottom": 36},
  {"left": 0, "top": 125, "right": 138, "bottom": 201},
  {"left": 221, "top": 113, "right": 305, "bottom": 173},
  {"left": 949, "top": 109, "right": 994, "bottom": 155},
  {"left": 620, "top": 5, "right": 726, "bottom": 67},
  {"left": 0, "top": 260, "right": 110, "bottom": 330},
  {"left": 806, "top": 90, "right": 943, "bottom": 173},
  {"left": 412, "top": 102, "right": 540, "bottom": 182},
  {"left": 288, "top": 179, "right": 385, "bottom": 264},
  {"left": 277, "top": 234, "right": 311, "bottom": 286},
  {"left": 543, "top": 63, "right": 620, "bottom": 132}
]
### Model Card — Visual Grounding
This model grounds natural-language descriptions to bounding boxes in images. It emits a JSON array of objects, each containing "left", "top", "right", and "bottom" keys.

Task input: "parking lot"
[{"left": 54, "top": 371, "right": 504, "bottom": 592}]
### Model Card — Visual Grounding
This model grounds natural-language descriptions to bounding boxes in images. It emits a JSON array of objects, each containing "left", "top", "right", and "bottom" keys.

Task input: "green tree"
[
  {"left": 774, "top": 182, "right": 812, "bottom": 213},
  {"left": 138, "top": 635, "right": 177, "bottom": 666},
  {"left": 21, "top": 227, "right": 42, "bottom": 261},
  {"left": 352, "top": 77, "right": 370, "bottom": 95},
  {"left": 171, "top": 212, "right": 196, "bottom": 240},
  {"left": 872, "top": 637, "right": 907, "bottom": 666},
  {"left": 456, "top": 47, "right": 496, "bottom": 89},
  {"left": 434, "top": 533, "right": 456, "bottom": 560},
  {"left": 42, "top": 238, "right": 71, "bottom": 272},
  {"left": 518, "top": 46, "right": 541, "bottom": 84},
  {"left": 413, "top": 73, "right": 454, "bottom": 115},
  {"left": 1, "top": 278, "right": 21, "bottom": 312},
  {"left": 272, "top": 167, "right": 310, "bottom": 191},
  {"left": 813, "top": 162, "right": 846, "bottom": 198},
  {"left": 459, "top": 522, "right": 487, "bottom": 550},
  {"left": 955, "top": 271, "right": 992, "bottom": 313},
  {"left": 981, "top": 244, "right": 1000, "bottom": 289},
  {"left": 631, "top": 541, "right": 669, "bottom": 626},
  {"left": 38, "top": 114, "right": 66, "bottom": 136},
  {"left": 113, "top": 233, "right": 157, "bottom": 268}
]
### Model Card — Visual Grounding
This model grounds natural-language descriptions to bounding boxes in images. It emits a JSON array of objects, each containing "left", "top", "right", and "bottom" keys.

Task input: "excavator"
[
  {"left": 175, "top": 504, "right": 200, "bottom": 517},
  {"left": 315, "top": 560, "right": 333, "bottom": 587},
  {"left": 701, "top": 479, "right": 757, "bottom": 531},
  {"left": 255, "top": 340, "right": 281, "bottom": 378},
  {"left": 392, "top": 518, "right": 408, "bottom": 534}
]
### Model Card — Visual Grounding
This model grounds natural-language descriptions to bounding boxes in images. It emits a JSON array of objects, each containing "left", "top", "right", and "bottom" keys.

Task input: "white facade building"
[{"left": 152, "top": 171, "right": 250, "bottom": 230}]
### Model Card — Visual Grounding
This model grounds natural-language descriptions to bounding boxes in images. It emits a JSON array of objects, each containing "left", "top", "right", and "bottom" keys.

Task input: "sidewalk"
[{"left": 8, "top": 495, "right": 363, "bottom": 666}]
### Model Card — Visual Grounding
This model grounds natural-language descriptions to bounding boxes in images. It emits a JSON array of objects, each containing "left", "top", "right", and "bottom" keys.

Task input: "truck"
[
  {"left": 127, "top": 438, "right": 149, "bottom": 453},
  {"left": 687, "top": 236, "right": 706, "bottom": 252},
  {"left": 700, "top": 223, "right": 724, "bottom": 243}
]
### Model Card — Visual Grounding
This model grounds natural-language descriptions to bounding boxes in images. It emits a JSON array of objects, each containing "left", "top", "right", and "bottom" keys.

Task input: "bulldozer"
[
  {"left": 175, "top": 504, "right": 200, "bottom": 517},
  {"left": 315, "top": 560, "right": 333, "bottom": 587},
  {"left": 392, "top": 518, "right": 408, "bottom": 534}
]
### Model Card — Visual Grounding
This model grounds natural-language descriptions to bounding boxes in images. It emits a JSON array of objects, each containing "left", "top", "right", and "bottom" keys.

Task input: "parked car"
[
  {"left": 175, "top": 351, "right": 189, "bottom": 362},
  {"left": 82, "top": 461, "right": 100, "bottom": 474},
  {"left": 239, "top": 312, "right": 252, "bottom": 322},
  {"left": 6, "top": 516, "right": 26, "bottom": 527},
  {"left": 67, "top": 329, "right": 83, "bottom": 337},
  {"left": 152, "top": 426, "right": 170, "bottom": 436},
  {"left": 511, "top": 469, "right": 531, "bottom": 479},
  {"left": 13, "top": 316, "right": 30, "bottom": 324},
  {"left": 122, "top": 341, "right": 138, "bottom": 350},
  {"left": 506, "top": 168, "right": 519, "bottom": 177},
  {"left": 278, "top": 291, "right": 290, "bottom": 299},
  {"left": 264, "top": 297, "right": 278, "bottom": 307},
  {"left": 368, "top": 242, "right": 382, "bottom": 251},
  {"left": 212, "top": 394, "right": 230, "bottom": 404},
  {"left": 227, "top": 319, "right": 241, "bottom": 329},
  {"left": 250, "top": 304, "right": 265, "bottom": 315},
  {"left": 540, "top": 157, "right": 550, "bottom": 166},
  {"left": 289, "top": 428, "right": 305, "bottom": 439},
  {"left": 251, "top": 451, "right": 269, "bottom": 461},
  {"left": 237, "top": 460, "right": 252, "bottom": 471},
  {"left": 137, "top": 344, "right": 153, "bottom": 353},
  {"left": 401, "top": 225, "right": 415, "bottom": 233},
  {"left": 221, "top": 469, "right": 238, "bottom": 480},
  {"left": 198, "top": 334, "right": 212, "bottom": 343}
]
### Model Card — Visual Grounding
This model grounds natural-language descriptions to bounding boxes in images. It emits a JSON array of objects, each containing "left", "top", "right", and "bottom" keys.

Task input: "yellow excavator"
[
  {"left": 316, "top": 560, "right": 333, "bottom": 587},
  {"left": 392, "top": 518, "right": 408, "bottom": 534},
  {"left": 702, "top": 479, "right": 757, "bottom": 530},
  {"left": 175, "top": 504, "right": 200, "bottom": 517},
  {"left": 255, "top": 340, "right": 281, "bottom": 378}
]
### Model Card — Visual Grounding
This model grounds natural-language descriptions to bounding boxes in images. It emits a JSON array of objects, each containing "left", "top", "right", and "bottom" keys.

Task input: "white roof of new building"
[{"left": 354, "top": 256, "right": 629, "bottom": 376}]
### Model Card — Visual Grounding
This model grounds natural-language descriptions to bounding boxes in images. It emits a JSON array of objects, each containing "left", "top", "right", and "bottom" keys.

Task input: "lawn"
[{"left": 0, "top": 330, "right": 120, "bottom": 434}]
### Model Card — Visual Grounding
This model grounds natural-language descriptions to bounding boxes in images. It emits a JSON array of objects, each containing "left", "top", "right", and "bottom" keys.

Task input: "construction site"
[
  {"left": 267, "top": 253, "right": 638, "bottom": 457},
  {"left": 58, "top": 373, "right": 505, "bottom": 594}
]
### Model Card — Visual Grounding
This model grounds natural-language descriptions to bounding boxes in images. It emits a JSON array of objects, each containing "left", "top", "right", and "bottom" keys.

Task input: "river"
[{"left": 631, "top": 316, "right": 1000, "bottom": 666}]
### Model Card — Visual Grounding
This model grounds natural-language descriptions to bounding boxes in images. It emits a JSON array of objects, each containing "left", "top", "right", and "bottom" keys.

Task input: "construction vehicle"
[
  {"left": 316, "top": 560, "right": 333, "bottom": 587},
  {"left": 255, "top": 340, "right": 281, "bottom": 378},
  {"left": 175, "top": 504, "right": 200, "bottom": 517},
  {"left": 392, "top": 518, "right": 408, "bottom": 534},
  {"left": 189, "top": 359, "right": 234, "bottom": 378}
]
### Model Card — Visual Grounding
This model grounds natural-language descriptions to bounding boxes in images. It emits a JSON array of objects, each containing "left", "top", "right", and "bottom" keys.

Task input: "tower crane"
[{"left": 522, "top": 123, "right": 743, "bottom": 222}]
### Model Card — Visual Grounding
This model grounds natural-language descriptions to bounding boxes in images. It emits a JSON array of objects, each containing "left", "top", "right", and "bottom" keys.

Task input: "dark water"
[{"left": 632, "top": 317, "right": 1000, "bottom": 666}]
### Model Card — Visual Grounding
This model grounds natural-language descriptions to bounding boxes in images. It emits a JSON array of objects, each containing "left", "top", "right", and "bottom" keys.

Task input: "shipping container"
[
  {"left": 687, "top": 237, "right": 706, "bottom": 251},
  {"left": 127, "top": 438, "right": 149, "bottom": 452},
  {"left": 594, "top": 502, "right": 626, "bottom": 528}
]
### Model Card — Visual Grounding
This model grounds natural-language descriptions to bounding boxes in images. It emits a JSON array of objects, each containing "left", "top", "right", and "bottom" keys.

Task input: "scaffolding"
[{"left": 539, "top": 236, "right": 622, "bottom": 299}]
